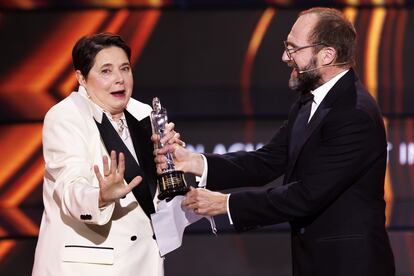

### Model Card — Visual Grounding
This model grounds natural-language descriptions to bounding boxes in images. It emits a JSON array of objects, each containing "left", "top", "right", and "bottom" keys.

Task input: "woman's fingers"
[
  {"left": 110, "top": 150, "right": 117, "bottom": 175},
  {"left": 94, "top": 165, "right": 104, "bottom": 184},
  {"left": 102, "top": 155, "right": 110, "bottom": 177},
  {"left": 128, "top": 176, "right": 142, "bottom": 191},
  {"left": 117, "top": 152, "right": 125, "bottom": 176}
]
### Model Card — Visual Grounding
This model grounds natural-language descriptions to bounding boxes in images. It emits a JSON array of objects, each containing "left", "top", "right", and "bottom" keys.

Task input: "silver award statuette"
[{"left": 150, "top": 97, "right": 189, "bottom": 200}]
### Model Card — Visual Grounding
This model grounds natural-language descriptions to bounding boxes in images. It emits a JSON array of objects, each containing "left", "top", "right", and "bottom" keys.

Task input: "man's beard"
[{"left": 289, "top": 57, "right": 322, "bottom": 94}]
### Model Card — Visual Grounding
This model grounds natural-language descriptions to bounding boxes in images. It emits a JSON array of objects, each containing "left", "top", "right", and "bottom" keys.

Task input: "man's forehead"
[{"left": 287, "top": 13, "right": 318, "bottom": 45}]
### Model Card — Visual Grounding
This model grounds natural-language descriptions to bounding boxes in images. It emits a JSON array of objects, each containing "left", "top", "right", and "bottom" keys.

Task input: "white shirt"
[{"left": 199, "top": 69, "right": 350, "bottom": 225}]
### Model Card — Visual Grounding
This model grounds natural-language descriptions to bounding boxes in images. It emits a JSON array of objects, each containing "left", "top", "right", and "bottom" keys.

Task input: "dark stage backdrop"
[{"left": 0, "top": 1, "right": 414, "bottom": 275}]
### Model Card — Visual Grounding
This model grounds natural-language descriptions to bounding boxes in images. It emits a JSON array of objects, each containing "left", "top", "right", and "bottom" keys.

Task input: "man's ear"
[
  {"left": 75, "top": 70, "right": 87, "bottom": 87},
  {"left": 320, "top": 46, "right": 336, "bottom": 65}
]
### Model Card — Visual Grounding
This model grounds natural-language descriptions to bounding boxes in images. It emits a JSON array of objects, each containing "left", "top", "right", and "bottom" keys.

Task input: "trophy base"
[{"left": 157, "top": 170, "right": 189, "bottom": 200}]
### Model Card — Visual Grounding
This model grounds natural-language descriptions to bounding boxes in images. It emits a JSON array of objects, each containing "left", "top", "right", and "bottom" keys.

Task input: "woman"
[{"left": 32, "top": 33, "right": 163, "bottom": 276}]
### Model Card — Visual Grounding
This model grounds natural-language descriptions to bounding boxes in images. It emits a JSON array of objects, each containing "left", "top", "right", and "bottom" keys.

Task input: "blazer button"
[
  {"left": 80, "top": 214, "right": 92, "bottom": 220},
  {"left": 152, "top": 234, "right": 156, "bottom": 240},
  {"left": 300, "top": 228, "right": 305, "bottom": 234},
  {"left": 131, "top": 235, "right": 137, "bottom": 241}
]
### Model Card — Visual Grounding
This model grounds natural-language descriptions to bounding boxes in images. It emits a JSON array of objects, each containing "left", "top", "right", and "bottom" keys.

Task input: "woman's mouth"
[{"left": 110, "top": 90, "right": 126, "bottom": 97}]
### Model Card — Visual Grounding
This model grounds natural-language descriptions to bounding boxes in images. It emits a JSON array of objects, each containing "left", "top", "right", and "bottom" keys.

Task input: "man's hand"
[
  {"left": 152, "top": 122, "right": 204, "bottom": 176},
  {"left": 94, "top": 150, "right": 141, "bottom": 207},
  {"left": 182, "top": 187, "right": 228, "bottom": 216}
]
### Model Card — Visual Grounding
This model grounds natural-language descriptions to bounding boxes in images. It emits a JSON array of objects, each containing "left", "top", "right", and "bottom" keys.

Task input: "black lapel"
[
  {"left": 285, "top": 69, "right": 356, "bottom": 180},
  {"left": 124, "top": 111, "right": 158, "bottom": 199},
  {"left": 286, "top": 103, "right": 332, "bottom": 180},
  {"left": 95, "top": 114, "right": 155, "bottom": 218}
]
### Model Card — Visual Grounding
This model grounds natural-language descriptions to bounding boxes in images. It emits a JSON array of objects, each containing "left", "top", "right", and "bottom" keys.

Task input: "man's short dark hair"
[
  {"left": 72, "top": 32, "right": 131, "bottom": 78},
  {"left": 300, "top": 7, "right": 357, "bottom": 67}
]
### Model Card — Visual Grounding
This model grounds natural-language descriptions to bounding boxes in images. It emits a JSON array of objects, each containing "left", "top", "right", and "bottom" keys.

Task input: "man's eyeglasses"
[{"left": 283, "top": 41, "right": 326, "bottom": 60}]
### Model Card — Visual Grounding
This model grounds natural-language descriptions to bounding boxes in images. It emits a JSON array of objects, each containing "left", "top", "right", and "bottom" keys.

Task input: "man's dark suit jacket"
[{"left": 205, "top": 70, "right": 395, "bottom": 276}]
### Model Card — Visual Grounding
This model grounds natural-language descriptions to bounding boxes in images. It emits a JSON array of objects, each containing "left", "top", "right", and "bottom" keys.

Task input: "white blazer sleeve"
[{"left": 42, "top": 106, "right": 114, "bottom": 225}]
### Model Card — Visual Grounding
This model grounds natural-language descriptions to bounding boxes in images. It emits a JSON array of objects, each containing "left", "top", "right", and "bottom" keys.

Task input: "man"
[{"left": 156, "top": 7, "right": 395, "bottom": 276}]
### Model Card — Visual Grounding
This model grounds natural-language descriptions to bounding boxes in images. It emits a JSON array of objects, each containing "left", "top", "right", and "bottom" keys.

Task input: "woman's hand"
[{"left": 94, "top": 150, "right": 141, "bottom": 207}]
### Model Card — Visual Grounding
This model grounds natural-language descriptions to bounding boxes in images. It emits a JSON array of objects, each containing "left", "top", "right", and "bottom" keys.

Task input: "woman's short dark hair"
[
  {"left": 72, "top": 32, "right": 131, "bottom": 77},
  {"left": 300, "top": 8, "right": 357, "bottom": 67}
]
